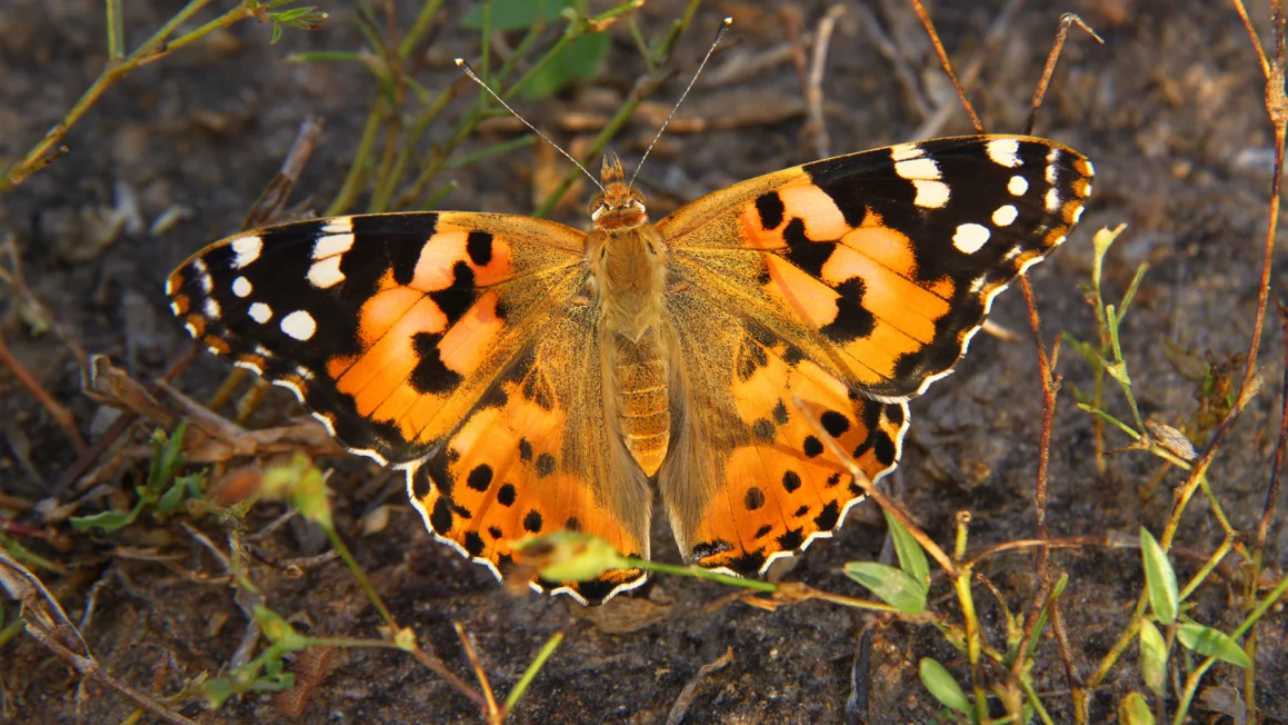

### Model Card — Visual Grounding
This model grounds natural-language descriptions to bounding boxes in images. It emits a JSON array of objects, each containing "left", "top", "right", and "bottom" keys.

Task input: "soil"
[{"left": 1, "top": 0, "right": 1286, "bottom": 723}]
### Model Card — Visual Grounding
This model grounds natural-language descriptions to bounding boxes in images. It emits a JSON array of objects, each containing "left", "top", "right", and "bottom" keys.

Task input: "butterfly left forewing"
[
  {"left": 167, "top": 212, "right": 586, "bottom": 464},
  {"left": 657, "top": 134, "right": 1092, "bottom": 573}
]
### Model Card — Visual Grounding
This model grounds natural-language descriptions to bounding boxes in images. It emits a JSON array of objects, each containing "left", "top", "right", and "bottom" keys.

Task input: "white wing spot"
[
  {"left": 203, "top": 298, "right": 221, "bottom": 319},
  {"left": 307, "top": 256, "right": 346, "bottom": 289},
  {"left": 249, "top": 302, "right": 273, "bottom": 324},
  {"left": 183, "top": 322, "right": 198, "bottom": 338},
  {"left": 281, "top": 310, "right": 317, "bottom": 341},
  {"left": 1008, "top": 175, "right": 1029, "bottom": 196},
  {"left": 294, "top": 365, "right": 315, "bottom": 380},
  {"left": 1046, "top": 163, "right": 1059, "bottom": 184},
  {"left": 912, "top": 180, "right": 951, "bottom": 209},
  {"left": 953, "top": 223, "right": 991, "bottom": 254},
  {"left": 1082, "top": 159, "right": 1095, "bottom": 176},
  {"left": 169, "top": 301, "right": 182, "bottom": 316},
  {"left": 895, "top": 157, "right": 941, "bottom": 180},
  {"left": 232, "top": 276, "right": 252, "bottom": 298},
  {"left": 1046, "top": 187, "right": 1062, "bottom": 212},
  {"left": 322, "top": 217, "right": 354, "bottom": 233},
  {"left": 986, "top": 139, "right": 1021, "bottom": 168},
  {"left": 193, "top": 258, "right": 213, "bottom": 293},
  {"left": 890, "top": 143, "right": 923, "bottom": 161},
  {"left": 1002, "top": 246, "right": 1023, "bottom": 262},
  {"left": 1073, "top": 206, "right": 1085, "bottom": 223},
  {"left": 312, "top": 232, "right": 355, "bottom": 259},
  {"left": 232, "top": 236, "right": 263, "bottom": 269},
  {"left": 992, "top": 204, "right": 1018, "bottom": 227}
]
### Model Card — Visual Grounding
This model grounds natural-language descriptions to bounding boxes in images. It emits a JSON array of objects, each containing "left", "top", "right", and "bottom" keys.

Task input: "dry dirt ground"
[{"left": 1, "top": 0, "right": 1286, "bottom": 723}]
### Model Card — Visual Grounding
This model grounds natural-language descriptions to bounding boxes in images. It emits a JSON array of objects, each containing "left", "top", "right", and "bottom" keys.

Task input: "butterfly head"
[{"left": 590, "top": 153, "right": 648, "bottom": 231}]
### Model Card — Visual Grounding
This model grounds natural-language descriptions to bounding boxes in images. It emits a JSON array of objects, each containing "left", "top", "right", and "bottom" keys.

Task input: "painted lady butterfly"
[{"left": 167, "top": 134, "right": 1092, "bottom": 604}]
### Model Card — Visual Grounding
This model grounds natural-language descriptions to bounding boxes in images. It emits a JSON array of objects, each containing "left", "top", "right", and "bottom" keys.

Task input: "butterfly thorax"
[{"left": 587, "top": 155, "right": 671, "bottom": 476}]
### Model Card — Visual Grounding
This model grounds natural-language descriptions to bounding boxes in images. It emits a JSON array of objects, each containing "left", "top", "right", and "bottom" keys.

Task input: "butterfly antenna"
[
  {"left": 629, "top": 17, "right": 733, "bottom": 188},
  {"left": 455, "top": 59, "right": 605, "bottom": 193}
]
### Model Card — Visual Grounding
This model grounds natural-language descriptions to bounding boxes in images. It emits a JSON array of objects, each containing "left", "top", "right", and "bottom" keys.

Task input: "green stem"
[
  {"left": 323, "top": 527, "right": 396, "bottom": 628},
  {"left": 326, "top": 99, "right": 386, "bottom": 216},
  {"left": 397, "top": 0, "right": 444, "bottom": 60},
  {"left": 626, "top": 557, "right": 777, "bottom": 592},
  {"left": 503, "top": 630, "right": 564, "bottom": 712},
  {"left": 105, "top": 0, "right": 125, "bottom": 60},
  {"left": 953, "top": 569, "right": 990, "bottom": 724},
  {"left": 447, "top": 134, "right": 536, "bottom": 170},
  {"left": 2, "top": 0, "right": 269, "bottom": 192}
]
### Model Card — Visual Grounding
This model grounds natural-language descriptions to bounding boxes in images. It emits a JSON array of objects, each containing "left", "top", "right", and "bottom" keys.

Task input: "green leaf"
[
  {"left": 1025, "top": 572, "right": 1069, "bottom": 663},
  {"left": 520, "top": 31, "right": 610, "bottom": 99},
  {"left": 268, "top": 6, "right": 327, "bottom": 34},
  {"left": 844, "top": 562, "right": 927, "bottom": 614},
  {"left": 1118, "top": 692, "right": 1155, "bottom": 725},
  {"left": 262, "top": 454, "right": 332, "bottom": 529},
  {"left": 1061, "top": 332, "right": 1103, "bottom": 373},
  {"left": 255, "top": 606, "right": 311, "bottom": 652},
  {"left": 1140, "top": 527, "right": 1178, "bottom": 624},
  {"left": 1176, "top": 623, "right": 1251, "bottom": 668},
  {"left": 1105, "top": 358, "right": 1133, "bottom": 388},
  {"left": 518, "top": 531, "right": 630, "bottom": 583},
  {"left": 462, "top": 0, "right": 572, "bottom": 31},
  {"left": 70, "top": 500, "right": 144, "bottom": 533},
  {"left": 884, "top": 510, "right": 929, "bottom": 588},
  {"left": 1118, "top": 262, "right": 1150, "bottom": 318},
  {"left": 148, "top": 420, "right": 189, "bottom": 494},
  {"left": 919, "top": 658, "right": 971, "bottom": 715},
  {"left": 156, "top": 473, "right": 202, "bottom": 514},
  {"left": 1137, "top": 619, "right": 1168, "bottom": 696}
]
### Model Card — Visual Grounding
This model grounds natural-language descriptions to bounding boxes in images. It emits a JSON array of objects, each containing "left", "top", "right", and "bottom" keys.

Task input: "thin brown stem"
[
  {"left": 1160, "top": 0, "right": 1288, "bottom": 553},
  {"left": 1232, "top": 0, "right": 1272, "bottom": 79},
  {"left": 1023, "top": 14, "right": 1103, "bottom": 136},
  {"left": 1260, "top": 295, "right": 1288, "bottom": 552},
  {"left": 242, "top": 115, "right": 325, "bottom": 229},
  {"left": 24, "top": 623, "right": 198, "bottom": 725},
  {"left": 454, "top": 622, "right": 500, "bottom": 722},
  {"left": 909, "top": 0, "right": 983, "bottom": 133},
  {"left": 0, "top": 333, "right": 87, "bottom": 454},
  {"left": 803, "top": 5, "right": 846, "bottom": 159}
]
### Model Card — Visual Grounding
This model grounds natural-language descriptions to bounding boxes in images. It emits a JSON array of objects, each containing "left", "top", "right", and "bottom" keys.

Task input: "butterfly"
[{"left": 167, "top": 134, "right": 1093, "bottom": 604}]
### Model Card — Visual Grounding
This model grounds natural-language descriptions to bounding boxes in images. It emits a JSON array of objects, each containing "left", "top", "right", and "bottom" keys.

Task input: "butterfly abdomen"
[{"left": 612, "top": 329, "right": 670, "bottom": 476}]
